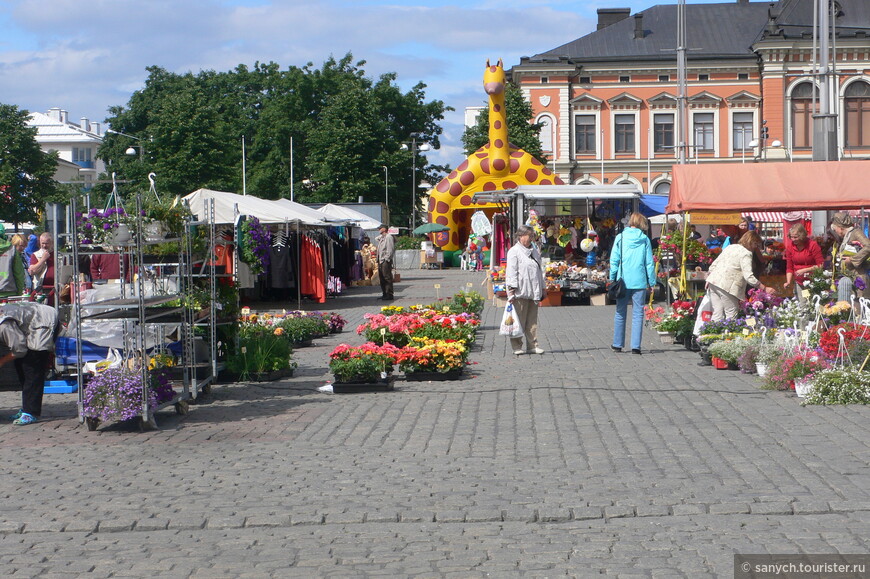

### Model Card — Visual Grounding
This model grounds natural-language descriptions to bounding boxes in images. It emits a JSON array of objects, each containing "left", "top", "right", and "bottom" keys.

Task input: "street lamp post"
[
  {"left": 401, "top": 132, "right": 430, "bottom": 231},
  {"left": 381, "top": 165, "right": 389, "bottom": 208},
  {"left": 106, "top": 128, "right": 144, "bottom": 160}
]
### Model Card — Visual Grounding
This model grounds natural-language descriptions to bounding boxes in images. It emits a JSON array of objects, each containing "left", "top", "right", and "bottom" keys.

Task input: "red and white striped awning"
[{"left": 743, "top": 211, "right": 811, "bottom": 223}]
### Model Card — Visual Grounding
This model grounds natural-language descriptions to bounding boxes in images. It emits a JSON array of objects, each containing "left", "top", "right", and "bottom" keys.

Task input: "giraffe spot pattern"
[
  {"left": 457, "top": 159, "right": 469, "bottom": 171},
  {"left": 530, "top": 157, "right": 542, "bottom": 166},
  {"left": 510, "top": 151, "right": 524, "bottom": 158},
  {"left": 436, "top": 201, "right": 450, "bottom": 214},
  {"left": 480, "top": 159, "right": 490, "bottom": 174},
  {"left": 483, "top": 182, "right": 497, "bottom": 191},
  {"left": 460, "top": 171, "right": 474, "bottom": 186},
  {"left": 450, "top": 182, "right": 463, "bottom": 196},
  {"left": 510, "top": 159, "right": 520, "bottom": 172},
  {"left": 428, "top": 198, "right": 436, "bottom": 211},
  {"left": 494, "top": 120, "right": 502, "bottom": 130},
  {"left": 435, "top": 215, "right": 449, "bottom": 226},
  {"left": 494, "top": 139, "right": 504, "bottom": 148},
  {"left": 494, "top": 104, "right": 501, "bottom": 113},
  {"left": 460, "top": 195, "right": 472, "bottom": 206},
  {"left": 504, "top": 180, "right": 517, "bottom": 189},
  {"left": 525, "top": 169, "right": 538, "bottom": 182},
  {"left": 436, "top": 179, "right": 450, "bottom": 193},
  {"left": 493, "top": 159, "right": 506, "bottom": 171}
]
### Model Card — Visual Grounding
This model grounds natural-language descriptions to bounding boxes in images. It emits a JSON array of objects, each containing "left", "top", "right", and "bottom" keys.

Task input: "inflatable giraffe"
[{"left": 427, "top": 58, "right": 564, "bottom": 251}]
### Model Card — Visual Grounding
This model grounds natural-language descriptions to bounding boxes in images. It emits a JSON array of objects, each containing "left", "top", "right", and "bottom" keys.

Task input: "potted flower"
[
  {"left": 398, "top": 337, "right": 467, "bottom": 380},
  {"left": 708, "top": 339, "right": 743, "bottom": 370},
  {"left": 76, "top": 207, "right": 136, "bottom": 246},
  {"left": 226, "top": 321, "right": 296, "bottom": 381},
  {"left": 328, "top": 342, "right": 400, "bottom": 391},
  {"left": 755, "top": 341, "right": 782, "bottom": 378},
  {"left": 763, "top": 349, "right": 830, "bottom": 392},
  {"left": 238, "top": 216, "right": 271, "bottom": 275},
  {"left": 802, "top": 367, "right": 870, "bottom": 405},
  {"left": 323, "top": 312, "right": 348, "bottom": 334},
  {"left": 279, "top": 312, "right": 330, "bottom": 345},
  {"left": 82, "top": 367, "right": 173, "bottom": 430},
  {"left": 141, "top": 196, "right": 192, "bottom": 242}
]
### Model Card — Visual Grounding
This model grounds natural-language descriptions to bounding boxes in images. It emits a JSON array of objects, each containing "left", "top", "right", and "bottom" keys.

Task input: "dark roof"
[
  {"left": 529, "top": 2, "right": 771, "bottom": 64},
  {"left": 767, "top": 0, "right": 870, "bottom": 40}
]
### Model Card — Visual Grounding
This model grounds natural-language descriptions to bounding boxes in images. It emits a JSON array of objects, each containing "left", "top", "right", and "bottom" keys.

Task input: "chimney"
[
  {"left": 80, "top": 117, "right": 90, "bottom": 132},
  {"left": 634, "top": 13, "right": 644, "bottom": 39},
  {"left": 597, "top": 8, "right": 631, "bottom": 30},
  {"left": 60, "top": 110, "right": 68, "bottom": 123},
  {"left": 92, "top": 122, "right": 101, "bottom": 135},
  {"left": 738, "top": 0, "right": 749, "bottom": 4},
  {"left": 47, "top": 107, "right": 62, "bottom": 122}
]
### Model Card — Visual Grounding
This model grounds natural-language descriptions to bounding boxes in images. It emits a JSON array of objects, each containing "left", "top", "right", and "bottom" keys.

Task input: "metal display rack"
[{"left": 65, "top": 192, "right": 211, "bottom": 431}]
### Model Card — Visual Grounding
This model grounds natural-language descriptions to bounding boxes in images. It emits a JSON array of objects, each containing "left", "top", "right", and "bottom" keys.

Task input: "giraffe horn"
[
  {"left": 497, "top": 58, "right": 503, "bottom": 68},
  {"left": 486, "top": 59, "right": 490, "bottom": 67}
]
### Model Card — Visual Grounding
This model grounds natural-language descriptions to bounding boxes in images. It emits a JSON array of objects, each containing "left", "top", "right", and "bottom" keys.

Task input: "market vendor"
[
  {"left": 830, "top": 212, "right": 870, "bottom": 301},
  {"left": 782, "top": 224, "right": 823, "bottom": 301}
]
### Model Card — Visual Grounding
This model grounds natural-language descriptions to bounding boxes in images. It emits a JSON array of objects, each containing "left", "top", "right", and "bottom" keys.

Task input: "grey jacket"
[
  {"left": 505, "top": 242, "right": 545, "bottom": 301},
  {"left": 375, "top": 232, "right": 395, "bottom": 263},
  {"left": 0, "top": 302, "right": 59, "bottom": 355}
]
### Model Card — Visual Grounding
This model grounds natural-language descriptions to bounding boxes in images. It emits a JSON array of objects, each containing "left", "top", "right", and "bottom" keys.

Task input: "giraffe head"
[{"left": 484, "top": 59, "right": 505, "bottom": 96}]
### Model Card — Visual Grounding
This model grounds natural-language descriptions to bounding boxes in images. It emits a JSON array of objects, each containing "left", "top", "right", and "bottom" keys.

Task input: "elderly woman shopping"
[
  {"left": 505, "top": 225, "right": 546, "bottom": 355},
  {"left": 706, "top": 230, "right": 773, "bottom": 321}
]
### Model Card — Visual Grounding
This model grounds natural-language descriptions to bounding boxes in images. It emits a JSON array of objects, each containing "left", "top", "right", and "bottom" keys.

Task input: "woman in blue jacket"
[{"left": 609, "top": 212, "right": 656, "bottom": 354}]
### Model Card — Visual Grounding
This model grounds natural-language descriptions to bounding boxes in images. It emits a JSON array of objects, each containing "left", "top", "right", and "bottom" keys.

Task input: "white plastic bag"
[
  {"left": 693, "top": 294, "right": 713, "bottom": 336},
  {"left": 499, "top": 302, "right": 524, "bottom": 338}
]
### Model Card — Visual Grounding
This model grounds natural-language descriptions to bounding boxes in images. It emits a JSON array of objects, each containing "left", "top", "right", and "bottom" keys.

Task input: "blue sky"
[{"left": 0, "top": 0, "right": 726, "bottom": 169}]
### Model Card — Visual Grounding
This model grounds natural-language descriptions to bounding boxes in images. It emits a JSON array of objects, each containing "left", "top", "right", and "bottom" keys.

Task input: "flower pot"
[
  {"left": 332, "top": 376, "right": 395, "bottom": 393},
  {"left": 794, "top": 377, "right": 813, "bottom": 398},
  {"left": 404, "top": 368, "right": 463, "bottom": 381},
  {"left": 109, "top": 224, "right": 132, "bottom": 245},
  {"left": 755, "top": 363, "right": 768, "bottom": 377},
  {"left": 712, "top": 357, "right": 729, "bottom": 370},
  {"left": 657, "top": 331, "right": 675, "bottom": 344},
  {"left": 143, "top": 220, "right": 168, "bottom": 241}
]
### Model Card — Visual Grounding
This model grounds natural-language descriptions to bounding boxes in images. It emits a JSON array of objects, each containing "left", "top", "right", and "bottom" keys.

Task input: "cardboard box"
[
  {"left": 590, "top": 293, "right": 607, "bottom": 306},
  {"left": 539, "top": 290, "right": 562, "bottom": 307}
]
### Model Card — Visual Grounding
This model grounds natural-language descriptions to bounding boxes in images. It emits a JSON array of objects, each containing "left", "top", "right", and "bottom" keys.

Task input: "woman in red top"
[{"left": 782, "top": 223, "right": 823, "bottom": 300}]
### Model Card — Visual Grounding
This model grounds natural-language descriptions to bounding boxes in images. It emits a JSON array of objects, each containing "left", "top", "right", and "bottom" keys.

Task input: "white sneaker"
[
  {"left": 528, "top": 347, "right": 545, "bottom": 354},
  {"left": 513, "top": 349, "right": 525, "bottom": 355}
]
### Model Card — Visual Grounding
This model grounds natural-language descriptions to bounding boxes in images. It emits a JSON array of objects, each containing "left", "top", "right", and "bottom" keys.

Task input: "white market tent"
[
  {"left": 315, "top": 203, "right": 381, "bottom": 230},
  {"left": 273, "top": 198, "right": 351, "bottom": 226},
  {"left": 184, "top": 188, "right": 330, "bottom": 226}
]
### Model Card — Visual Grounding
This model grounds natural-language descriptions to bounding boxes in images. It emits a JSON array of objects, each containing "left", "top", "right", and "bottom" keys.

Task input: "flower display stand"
[
  {"left": 404, "top": 368, "right": 463, "bottom": 381},
  {"left": 657, "top": 331, "right": 675, "bottom": 344},
  {"left": 712, "top": 357, "right": 729, "bottom": 370},
  {"left": 332, "top": 376, "right": 395, "bottom": 393},
  {"left": 540, "top": 290, "right": 562, "bottom": 307}
]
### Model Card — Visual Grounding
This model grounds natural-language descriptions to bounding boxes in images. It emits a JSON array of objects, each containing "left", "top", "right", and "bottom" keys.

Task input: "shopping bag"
[
  {"left": 693, "top": 294, "right": 714, "bottom": 336},
  {"left": 499, "top": 302, "right": 524, "bottom": 338},
  {"left": 606, "top": 278, "right": 626, "bottom": 301}
]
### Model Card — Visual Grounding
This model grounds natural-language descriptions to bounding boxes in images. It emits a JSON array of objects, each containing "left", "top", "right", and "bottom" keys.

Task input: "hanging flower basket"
[
  {"left": 657, "top": 331, "right": 675, "bottom": 344},
  {"left": 794, "top": 377, "right": 814, "bottom": 398}
]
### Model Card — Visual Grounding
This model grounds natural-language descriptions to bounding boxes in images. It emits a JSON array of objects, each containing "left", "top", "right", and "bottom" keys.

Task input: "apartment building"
[
  {"left": 510, "top": 0, "right": 870, "bottom": 193},
  {"left": 27, "top": 107, "right": 106, "bottom": 189}
]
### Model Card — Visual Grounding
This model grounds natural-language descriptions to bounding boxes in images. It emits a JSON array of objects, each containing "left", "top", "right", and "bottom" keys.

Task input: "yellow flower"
[{"left": 273, "top": 327, "right": 285, "bottom": 336}]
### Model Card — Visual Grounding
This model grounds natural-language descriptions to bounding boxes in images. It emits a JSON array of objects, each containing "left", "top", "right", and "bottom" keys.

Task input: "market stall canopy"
[
  {"left": 273, "top": 199, "right": 342, "bottom": 226},
  {"left": 315, "top": 203, "right": 381, "bottom": 230},
  {"left": 184, "top": 189, "right": 328, "bottom": 226},
  {"left": 666, "top": 160, "right": 870, "bottom": 213},
  {"left": 413, "top": 222, "right": 450, "bottom": 235},
  {"left": 510, "top": 184, "right": 641, "bottom": 200}
]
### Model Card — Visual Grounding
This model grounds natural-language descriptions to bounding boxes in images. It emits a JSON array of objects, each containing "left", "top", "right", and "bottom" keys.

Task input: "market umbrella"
[{"left": 412, "top": 222, "right": 450, "bottom": 235}]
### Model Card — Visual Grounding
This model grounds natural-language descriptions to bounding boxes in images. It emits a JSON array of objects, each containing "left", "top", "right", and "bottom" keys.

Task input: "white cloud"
[{"left": 1, "top": 0, "right": 595, "bottom": 168}]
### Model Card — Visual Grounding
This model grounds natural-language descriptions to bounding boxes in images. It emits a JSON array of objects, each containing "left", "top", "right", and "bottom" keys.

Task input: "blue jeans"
[{"left": 612, "top": 288, "right": 647, "bottom": 351}]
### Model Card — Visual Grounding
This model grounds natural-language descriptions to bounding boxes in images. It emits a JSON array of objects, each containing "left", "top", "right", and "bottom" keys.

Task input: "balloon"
[{"left": 580, "top": 238, "right": 596, "bottom": 253}]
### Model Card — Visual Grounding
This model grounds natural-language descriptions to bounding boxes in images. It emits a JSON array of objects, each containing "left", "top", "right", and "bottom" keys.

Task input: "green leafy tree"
[
  {"left": 99, "top": 53, "right": 451, "bottom": 226},
  {"left": 461, "top": 82, "right": 546, "bottom": 164},
  {"left": 0, "top": 104, "right": 59, "bottom": 227}
]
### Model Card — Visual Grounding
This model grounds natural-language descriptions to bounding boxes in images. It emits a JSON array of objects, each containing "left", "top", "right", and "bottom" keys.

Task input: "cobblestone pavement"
[{"left": 0, "top": 269, "right": 868, "bottom": 577}]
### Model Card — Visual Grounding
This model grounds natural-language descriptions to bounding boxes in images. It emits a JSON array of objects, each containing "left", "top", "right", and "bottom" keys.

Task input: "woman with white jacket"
[
  {"left": 505, "top": 225, "right": 546, "bottom": 355},
  {"left": 705, "top": 230, "right": 772, "bottom": 321}
]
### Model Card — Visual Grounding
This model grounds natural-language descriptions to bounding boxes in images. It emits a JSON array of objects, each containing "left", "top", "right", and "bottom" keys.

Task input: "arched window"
[
  {"left": 791, "top": 83, "right": 817, "bottom": 149},
  {"left": 845, "top": 81, "right": 870, "bottom": 148},
  {"left": 538, "top": 115, "right": 554, "bottom": 153},
  {"left": 654, "top": 181, "right": 671, "bottom": 195}
]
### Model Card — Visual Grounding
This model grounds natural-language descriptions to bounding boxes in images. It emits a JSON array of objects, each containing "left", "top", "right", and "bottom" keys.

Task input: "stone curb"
[{"left": 6, "top": 501, "right": 865, "bottom": 535}]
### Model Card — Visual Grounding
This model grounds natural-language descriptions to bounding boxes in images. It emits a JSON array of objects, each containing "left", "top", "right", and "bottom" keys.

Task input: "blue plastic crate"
[{"left": 44, "top": 379, "right": 77, "bottom": 394}]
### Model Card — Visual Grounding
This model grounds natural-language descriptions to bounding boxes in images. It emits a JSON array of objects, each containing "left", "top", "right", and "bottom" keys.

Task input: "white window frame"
[{"left": 611, "top": 111, "right": 640, "bottom": 158}]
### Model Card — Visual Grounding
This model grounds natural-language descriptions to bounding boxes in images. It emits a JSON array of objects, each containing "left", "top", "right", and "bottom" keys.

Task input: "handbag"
[{"left": 607, "top": 229, "right": 627, "bottom": 300}]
